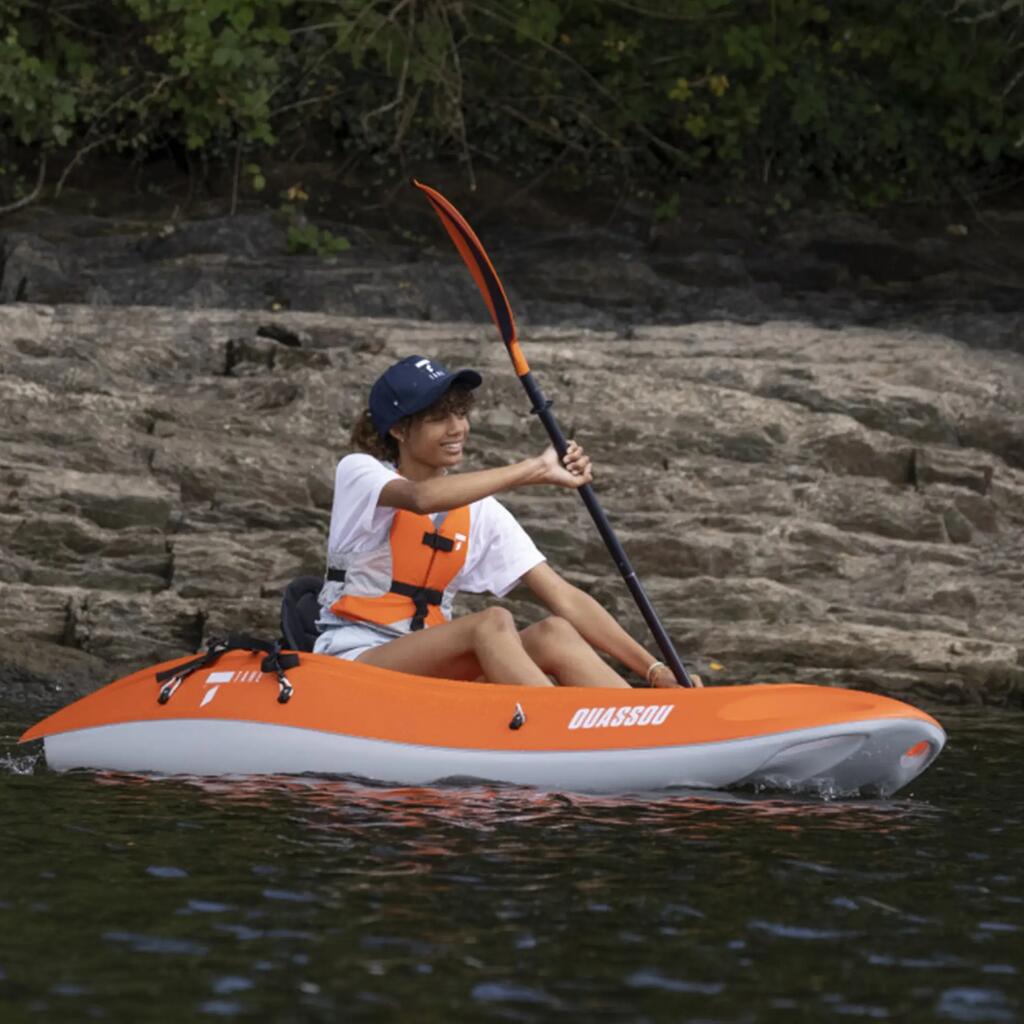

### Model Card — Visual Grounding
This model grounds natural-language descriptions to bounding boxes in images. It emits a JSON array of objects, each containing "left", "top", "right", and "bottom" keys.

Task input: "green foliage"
[
  {"left": 245, "top": 163, "right": 266, "bottom": 192},
  {"left": 2, "top": 0, "right": 1024, "bottom": 210},
  {"left": 285, "top": 221, "right": 351, "bottom": 255},
  {"left": 124, "top": 0, "right": 291, "bottom": 149},
  {"left": 280, "top": 187, "right": 349, "bottom": 254},
  {"left": 0, "top": 1, "right": 92, "bottom": 148}
]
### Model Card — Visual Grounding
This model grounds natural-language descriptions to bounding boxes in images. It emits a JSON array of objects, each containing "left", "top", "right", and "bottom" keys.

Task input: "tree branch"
[{"left": 0, "top": 157, "right": 47, "bottom": 217}]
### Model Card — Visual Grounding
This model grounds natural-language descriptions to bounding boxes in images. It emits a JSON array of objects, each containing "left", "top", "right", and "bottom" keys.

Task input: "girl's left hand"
[{"left": 650, "top": 663, "right": 703, "bottom": 688}]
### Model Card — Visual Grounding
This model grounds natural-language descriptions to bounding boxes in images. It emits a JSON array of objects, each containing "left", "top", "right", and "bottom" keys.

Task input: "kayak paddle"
[{"left": 414, "top": 180, "right": 696, "bottom": 688}]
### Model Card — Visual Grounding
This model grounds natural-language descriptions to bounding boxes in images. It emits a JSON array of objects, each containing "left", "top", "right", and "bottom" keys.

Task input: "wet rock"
[
  {"left": 171, "top": 529, "right": 323, "bottom": 600},
  {"left": 138, "top": 213, "right": 287, "bottom": 261},
  {"left": 226, "top": 336, "right": 278, "bottom": 375},
  {"left": 0, "top": 582, "right": 76, "bottom": 646},
  {"left": 952, "top": 411, "right": 1024, "bottom": 471},
  {"left": 0, "top": 234, "right": 85, "bottom": 304},
  {"left": 305, "top": 470, "right": 335, "bottom": 512},
  {"left": 2, "top": 513, "right": 171, "bottom": 593},
  {"left": 912, "top": 447, "right": 994, "bottom": 495},
  {"left": 63, "top": 476, "right": 174, "bottom": 531},
  {"left": 63, "top": 590, "right": 205, "bottom": 666},
  {"left": 0, "top": 640, "right": 118, "bottom": 702},
  {"left": 805, "top": 427, "right": 913, "bottom": 485},
  {"left": 942, "top": 506, "right": 974, "bottom": 545},
  {"left": 256, "top": 322, "right": 312, "bottom": 348}
]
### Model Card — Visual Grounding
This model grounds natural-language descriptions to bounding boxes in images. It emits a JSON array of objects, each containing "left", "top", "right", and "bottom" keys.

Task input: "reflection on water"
[
  {"left": 0, "top": 703, "right": 1021, "bottom": 1022},
  {"left": 174, "top": 770, "right": 940, "bottom": 837}
]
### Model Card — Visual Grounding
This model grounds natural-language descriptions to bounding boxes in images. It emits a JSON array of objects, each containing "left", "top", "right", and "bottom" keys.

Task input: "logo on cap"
[{"left": 414, "top": 358, "right": 446, "bottom": 380}]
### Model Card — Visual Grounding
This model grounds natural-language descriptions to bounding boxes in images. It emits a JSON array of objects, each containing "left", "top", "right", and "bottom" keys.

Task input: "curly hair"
[{"left": 350, "top": 384, "right": 476, "bottom": 464}]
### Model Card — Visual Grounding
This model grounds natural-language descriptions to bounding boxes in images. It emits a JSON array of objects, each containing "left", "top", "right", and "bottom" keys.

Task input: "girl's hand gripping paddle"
[{"left": 414, "top": 180, "right": 696, "bottom": 688}]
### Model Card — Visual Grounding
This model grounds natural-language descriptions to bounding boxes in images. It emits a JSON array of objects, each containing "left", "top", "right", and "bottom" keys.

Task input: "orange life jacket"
[{"left": 330, "top": 505, "right": 471, "bottom": 631}]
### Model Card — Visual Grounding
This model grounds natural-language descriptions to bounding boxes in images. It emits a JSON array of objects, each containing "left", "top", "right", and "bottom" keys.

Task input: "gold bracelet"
[{"left": 645, "top": 661, "right": 665, "bottom": 686}]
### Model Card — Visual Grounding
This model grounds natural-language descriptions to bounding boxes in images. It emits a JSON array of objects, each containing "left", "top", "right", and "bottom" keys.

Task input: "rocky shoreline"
[{"left": 2, "top": 193, "right": 1023, "bottom": 706}]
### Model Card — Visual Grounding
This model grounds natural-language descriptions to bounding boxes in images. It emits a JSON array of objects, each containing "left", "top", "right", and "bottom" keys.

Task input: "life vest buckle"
[
  {"left": 389, "top": 581, "right": 444, "bottom": 631},
  {"left": 421, "top": 531, "right": 454, "bottom": 552}
]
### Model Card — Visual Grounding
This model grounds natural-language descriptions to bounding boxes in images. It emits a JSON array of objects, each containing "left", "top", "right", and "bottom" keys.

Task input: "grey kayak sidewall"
[{"left": 42, "top": 717, "right": 946, "bottom": 797}]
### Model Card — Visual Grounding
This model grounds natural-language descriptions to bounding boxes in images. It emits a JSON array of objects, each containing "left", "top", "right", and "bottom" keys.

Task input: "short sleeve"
[
  {"left": 326, "top": 453, "right": 399, "bottom": 558},
  {"left": 458, "top": 497, "right": 546, "bottom": 597}
]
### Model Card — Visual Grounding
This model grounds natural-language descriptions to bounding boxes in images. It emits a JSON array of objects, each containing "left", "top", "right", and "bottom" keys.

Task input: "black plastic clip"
[
  {"left": 261, "top": 641, "right": 299, "bottom": 704},
  {"left": 157, "top": 674, "right": 185, "bottom": 704},
  {"left": 509, "top": 702, "right": 526, "bottom": 730},
  {"left": 274, "top": 671, "right": 293, "bottom": 704},
  {"left": 529, "top": 399, "right": 553, "bottom": 416},
  {"left": 155, "top": 636, "right": 231, "bottom": 705}
]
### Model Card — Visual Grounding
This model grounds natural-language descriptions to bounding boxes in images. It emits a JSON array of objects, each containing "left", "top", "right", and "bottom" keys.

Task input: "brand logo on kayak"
[
  {"left": 206, "top": 670, "right": 262, "bottom": 684},
  {"left": 568, "top": 705, "right": 674, "bottom": 730},
  {"left": 200, "top": 669, "right": 263, "bottom": 707}
]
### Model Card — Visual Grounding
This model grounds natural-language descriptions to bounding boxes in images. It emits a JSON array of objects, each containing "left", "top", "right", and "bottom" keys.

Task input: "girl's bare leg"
[
  {"left": 519, "top": 616, "right": 632, "bottom": 688},
  {"left": 356, "top": 607, "right": 553, "bottom": 686}
]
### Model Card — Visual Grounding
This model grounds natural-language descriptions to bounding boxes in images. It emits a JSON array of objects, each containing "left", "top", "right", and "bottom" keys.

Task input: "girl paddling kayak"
[
  {"left": 19, "top": 181, "right": 945, "bottom": 795},
  {"left": 315, "top": 354, "right": 700, "bottom": 689}
]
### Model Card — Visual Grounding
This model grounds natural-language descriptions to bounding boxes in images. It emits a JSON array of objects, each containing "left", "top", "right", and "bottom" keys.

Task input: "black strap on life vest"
[
  {"left": 421, "top": 531, "right": 454, "bottom": 552},
  {"left": 155, "top": 634, "right": 299, "bottom": 705},
  {"left": 326, "top": 568, "right": 346, "bottom": 583},
  {"left": 389, "top": 581, "right": 444, "bottom": 632}
]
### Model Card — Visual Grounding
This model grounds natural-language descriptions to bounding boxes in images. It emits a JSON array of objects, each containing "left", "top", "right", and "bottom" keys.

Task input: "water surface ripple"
[{"left": 1, "top": 700, "right": 1021, "bottom": 1022}]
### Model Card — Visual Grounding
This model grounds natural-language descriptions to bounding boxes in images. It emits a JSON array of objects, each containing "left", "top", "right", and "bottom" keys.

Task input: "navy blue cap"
[{"left": 369, "top": 355, "right": 482, "bottom": 438}]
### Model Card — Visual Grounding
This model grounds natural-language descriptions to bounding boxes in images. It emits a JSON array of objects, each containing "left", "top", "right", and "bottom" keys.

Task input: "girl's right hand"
[
  {"left": 534, "top": 441, "right": 593, "bottom": 489},
  {"left": 649, "top": 663, "right": 704, "bottom": 688}
]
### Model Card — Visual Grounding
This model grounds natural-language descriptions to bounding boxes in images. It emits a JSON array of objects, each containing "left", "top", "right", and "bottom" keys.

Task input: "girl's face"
[{"left": 393, "top": 407, "right": 470, "bottom": 473}]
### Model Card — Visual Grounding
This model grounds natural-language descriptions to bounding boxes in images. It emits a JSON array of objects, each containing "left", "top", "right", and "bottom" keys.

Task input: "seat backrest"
[{"left": 280, "top": 575, "right": 324, "bottom": 652}]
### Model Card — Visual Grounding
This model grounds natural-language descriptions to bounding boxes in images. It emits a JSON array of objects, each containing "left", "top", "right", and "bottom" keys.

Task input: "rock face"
[
  {"left": 2, "top": 299, "right": 1022, "bottom": 706},
  {"left": 5, "top": 194, "right": 1024, "bottom": 353}
]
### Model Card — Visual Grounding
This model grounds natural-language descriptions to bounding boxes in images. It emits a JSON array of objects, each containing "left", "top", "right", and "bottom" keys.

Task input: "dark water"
[{"left": 1, "top": 695, "right": 1021, "bottom": 1023}]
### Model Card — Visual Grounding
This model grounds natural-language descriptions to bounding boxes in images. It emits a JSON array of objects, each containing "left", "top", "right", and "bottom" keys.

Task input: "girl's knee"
[
  {"left": 473, "top": 606, "right": 517, "bottom": 639},
  {"left": 532, "top": 615, "right": 579, "bottom": 644}
]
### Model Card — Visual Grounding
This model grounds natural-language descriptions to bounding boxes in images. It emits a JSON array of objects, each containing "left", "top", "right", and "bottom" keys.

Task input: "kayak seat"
[{"left": 280, "top": 575, "right": 324, "bottom": 653}]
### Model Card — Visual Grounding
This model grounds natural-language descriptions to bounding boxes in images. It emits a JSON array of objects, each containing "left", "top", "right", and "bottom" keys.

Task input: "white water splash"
[{"left": 0, "top": 750, "right": 41, "bottom": 775}]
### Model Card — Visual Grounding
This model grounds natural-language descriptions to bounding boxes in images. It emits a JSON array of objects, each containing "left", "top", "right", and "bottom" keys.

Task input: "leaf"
[
  {"left": 684, "top": 113, "right": 707, "bottom": 138},
  {"left": 669, "top": 77, "right": 692, "bottom": 102},
  {"left": 230, "top": 4, "right": 254, "bottom": 33},
  {"left": 52, "top": 91, "right": 76, "bottom": 120}
]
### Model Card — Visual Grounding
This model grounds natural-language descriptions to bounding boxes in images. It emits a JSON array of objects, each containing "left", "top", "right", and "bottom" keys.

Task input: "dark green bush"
[{"left": 2, "top": 0, "right": 1023, "bottom": 209}]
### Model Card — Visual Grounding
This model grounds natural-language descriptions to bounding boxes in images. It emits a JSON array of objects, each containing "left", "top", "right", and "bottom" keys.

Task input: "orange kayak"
[{"left": 20, "top": 648, "right": 945, "bottom": 797}]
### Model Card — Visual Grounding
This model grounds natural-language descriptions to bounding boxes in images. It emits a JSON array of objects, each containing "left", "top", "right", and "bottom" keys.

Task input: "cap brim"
[
  {"left": 413, "top": 369, "right": 482, "bottom": 415},
  {"left": 448, "top": 368, "right": 483, "bottom": 391}
]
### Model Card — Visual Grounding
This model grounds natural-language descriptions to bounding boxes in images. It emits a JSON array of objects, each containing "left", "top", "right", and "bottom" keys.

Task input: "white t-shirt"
[{"left": 325, "top": 452, "right": 546, "bottom": 599}]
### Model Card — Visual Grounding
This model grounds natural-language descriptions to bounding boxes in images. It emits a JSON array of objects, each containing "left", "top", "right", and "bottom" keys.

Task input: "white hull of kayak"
[{"left": 43, "top": 715, "right": 945, "bottom": 797}]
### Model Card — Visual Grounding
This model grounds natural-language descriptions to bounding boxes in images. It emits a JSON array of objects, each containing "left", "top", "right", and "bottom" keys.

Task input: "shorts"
[{"left": 313, "top": 620, "right": 400, "bottom": 662}]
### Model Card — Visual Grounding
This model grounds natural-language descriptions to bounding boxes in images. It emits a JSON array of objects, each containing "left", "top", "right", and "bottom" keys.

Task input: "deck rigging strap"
[{"left": 155, "top": 634, "right": 299, "bottom": 705}]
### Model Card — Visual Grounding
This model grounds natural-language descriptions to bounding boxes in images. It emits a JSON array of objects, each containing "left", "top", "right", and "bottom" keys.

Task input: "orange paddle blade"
[{"left": 414, "top": 180, "right": 530, "bottom": 377}]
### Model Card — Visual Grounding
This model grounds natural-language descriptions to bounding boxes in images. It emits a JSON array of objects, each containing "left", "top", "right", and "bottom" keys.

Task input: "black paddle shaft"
[{"left": 519, "top": 371, "right": 696, "bottom": 689}]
